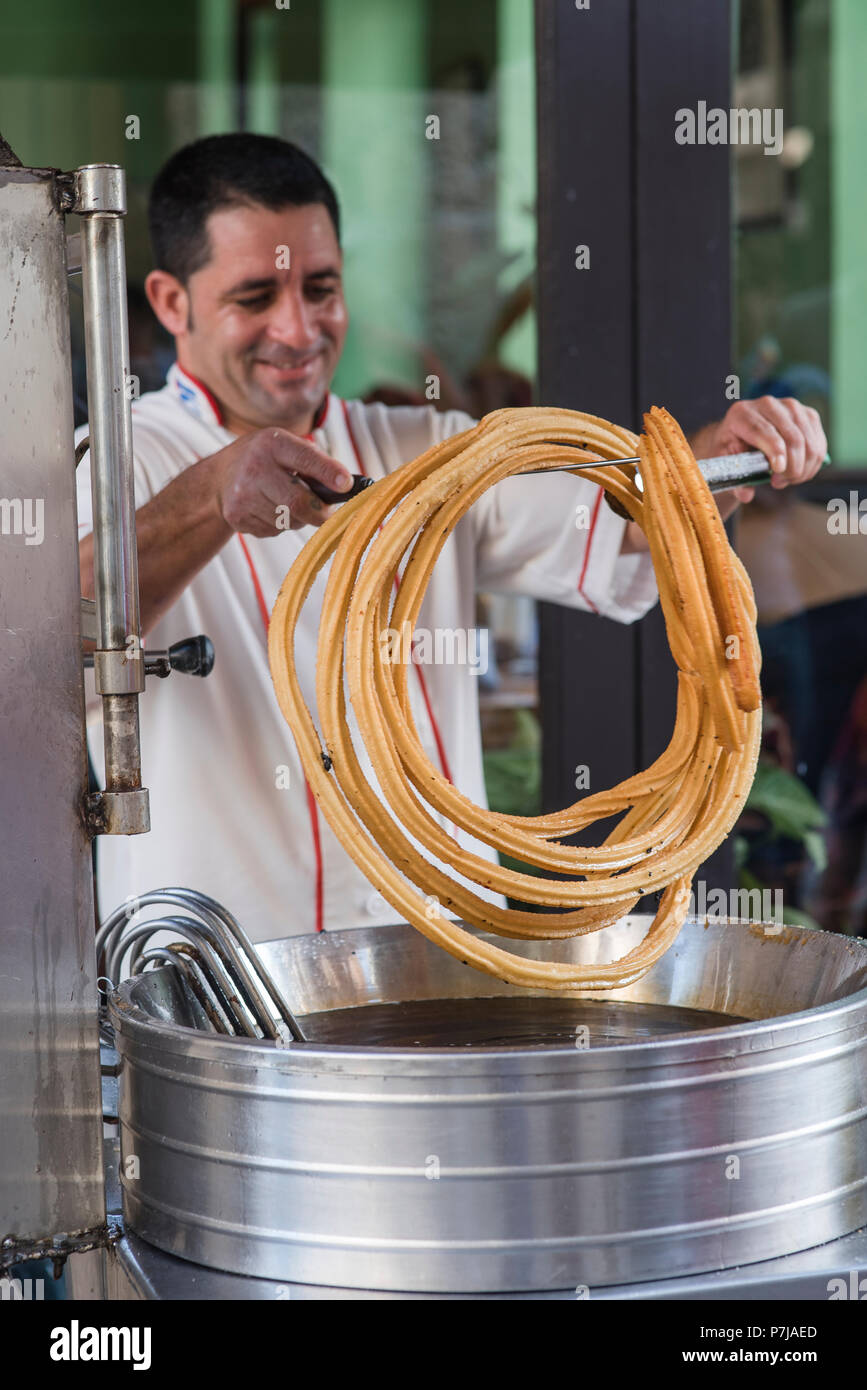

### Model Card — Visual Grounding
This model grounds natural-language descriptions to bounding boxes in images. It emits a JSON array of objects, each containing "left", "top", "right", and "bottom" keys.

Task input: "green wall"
[
  {"left": 0, "top": 0, "right": 534, "bottom": 401},
  {"left": 831, "top": 0, "right": 867, "bottom": 465}
]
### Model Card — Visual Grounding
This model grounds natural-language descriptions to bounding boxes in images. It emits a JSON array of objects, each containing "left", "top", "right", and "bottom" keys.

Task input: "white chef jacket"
[{"left": 77, "top": 364, "right": 657, "bottom": 943}]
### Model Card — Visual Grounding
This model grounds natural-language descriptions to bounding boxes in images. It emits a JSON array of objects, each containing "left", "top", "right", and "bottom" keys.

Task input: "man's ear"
[{"left": 145, "top": 269, "right": 191, "bottom": 338}]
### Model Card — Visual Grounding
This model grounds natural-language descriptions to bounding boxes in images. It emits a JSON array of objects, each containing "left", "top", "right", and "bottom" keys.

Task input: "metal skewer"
[
  {"left": 521, "top": 448, "right": 832, "bottom": 492},
  {"left": 305, "top": 449, "right": 830, "bottom": 506}
]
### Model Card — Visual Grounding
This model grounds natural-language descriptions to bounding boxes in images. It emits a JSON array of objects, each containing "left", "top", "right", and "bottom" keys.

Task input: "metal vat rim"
[{"left": 112, "top": 1023, "right": 867, "bottom": 1096}]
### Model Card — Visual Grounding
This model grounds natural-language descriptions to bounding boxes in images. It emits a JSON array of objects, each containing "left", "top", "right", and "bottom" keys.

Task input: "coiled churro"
[{"left": 268, "top": 406, "right": 761, "bottom": 990}]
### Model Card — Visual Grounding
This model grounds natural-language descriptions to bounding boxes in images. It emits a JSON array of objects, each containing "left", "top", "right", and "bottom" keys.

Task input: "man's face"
[{"left": 175, "top": 201, "right": 347, "bottom": 434}]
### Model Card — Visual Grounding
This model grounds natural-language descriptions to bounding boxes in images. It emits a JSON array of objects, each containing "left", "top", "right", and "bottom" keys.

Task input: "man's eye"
[
  {"left": 307, "top": 286, "right": 336, "bottom": 302},
  {"left": 236, "top": 295, "right": 271, "bottom": 310}
]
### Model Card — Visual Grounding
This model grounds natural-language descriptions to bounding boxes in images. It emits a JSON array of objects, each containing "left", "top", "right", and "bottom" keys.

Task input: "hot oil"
[{"left": 297, "top": 996, "right": 749, "bottom": 1048}]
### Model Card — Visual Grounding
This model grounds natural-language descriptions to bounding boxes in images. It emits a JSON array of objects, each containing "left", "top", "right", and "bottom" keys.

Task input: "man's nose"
[{"left": 265, "top": 288, "right": 319, "bottom": 348}]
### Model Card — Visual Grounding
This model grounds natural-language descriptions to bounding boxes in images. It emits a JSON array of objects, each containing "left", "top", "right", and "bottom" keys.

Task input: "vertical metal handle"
[{"left": 75, "top": 164, "right": 149, "bottom": 835}]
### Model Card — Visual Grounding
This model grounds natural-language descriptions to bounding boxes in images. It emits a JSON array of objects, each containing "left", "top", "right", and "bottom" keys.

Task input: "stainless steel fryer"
[{"left": 109, "top": 913, "right": 867, "bottom": 1295}]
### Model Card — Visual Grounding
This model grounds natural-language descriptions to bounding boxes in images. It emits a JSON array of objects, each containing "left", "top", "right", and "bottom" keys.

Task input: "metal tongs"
[{"left": 305, "top": 449, "right": 831, "bottom": 506}]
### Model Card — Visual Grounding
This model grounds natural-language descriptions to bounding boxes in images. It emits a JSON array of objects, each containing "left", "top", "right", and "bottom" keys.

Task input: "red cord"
[
  {"left": 577, "top": 489, "right": 602, "bottom": 614},
  {"left": 341, "top": 400, "right": 454, "bottom": 788},
  {"left": 237, "top": 534, "right": 271, "bottom": 631},
  {"left": 234, "top": 400, "right": 459, "bottom": 934}
]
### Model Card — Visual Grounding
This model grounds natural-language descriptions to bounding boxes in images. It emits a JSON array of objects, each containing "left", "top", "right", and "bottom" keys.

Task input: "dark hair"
[{"left": 148, "top": 133, "right": 341, "bottom": 283}]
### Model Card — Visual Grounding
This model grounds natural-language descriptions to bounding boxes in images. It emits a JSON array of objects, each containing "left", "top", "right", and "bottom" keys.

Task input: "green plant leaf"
[
  {"left": 482, "top": 710, "right": 542, "bottom": 817},
  {"left": 745, "top": 762, "right": 827, "bottom": 842},
  {"left": 739, "top": 866, "right": 823, "bottom": 930},
  {"left": 802, "top": 828, "right": 828, "bottom": 874},
  {"left": 780, "top": 904, "right": 823, "bottom": 931}
]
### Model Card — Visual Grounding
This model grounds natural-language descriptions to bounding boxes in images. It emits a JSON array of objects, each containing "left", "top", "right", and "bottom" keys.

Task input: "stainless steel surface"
[
  {"left": 76, "top": 162, "right": 148, "bottom": 835},
  {"left": 99, "top": 888, "right": 306, "bottom": 1042},
  {"left": 110, "top": 917, "right": 867, "bottom": 1294},
  {"left": 102, "top": 1222, "right": 867, "bottom": 1301},
  {"left": 0, "top": 163, "right": 105, "bottom": 1253},
  {"left": 87, "top": 786, "right": 150, "bottom": 838}
]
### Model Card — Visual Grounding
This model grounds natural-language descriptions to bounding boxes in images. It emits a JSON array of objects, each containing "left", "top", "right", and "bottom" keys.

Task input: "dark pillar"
[{"left": 535, "top": 0, "right": 733, "bottom": 887}]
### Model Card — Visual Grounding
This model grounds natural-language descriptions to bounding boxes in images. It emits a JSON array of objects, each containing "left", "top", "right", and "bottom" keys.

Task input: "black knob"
[
  {"left": 307, "top": 474, "right": 373, "bottom": 505},
  {"left": 168, "top": 635, "right": 215, "bottom": 677}
]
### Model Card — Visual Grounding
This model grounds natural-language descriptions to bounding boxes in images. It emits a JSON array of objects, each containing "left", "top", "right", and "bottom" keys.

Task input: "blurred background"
[{"left": 1, "top": 0, "right": 865, "bottom": 933}]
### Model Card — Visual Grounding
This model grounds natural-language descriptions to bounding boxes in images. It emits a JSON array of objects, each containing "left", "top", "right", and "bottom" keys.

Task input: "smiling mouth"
[{"left": 255, "top": 353, "right": 321, "bottom": 380}]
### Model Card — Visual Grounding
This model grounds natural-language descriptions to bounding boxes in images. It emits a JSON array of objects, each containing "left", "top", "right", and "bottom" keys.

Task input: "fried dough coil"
[{"left": 268, "top": 406, "right": 761, "bottom": 990}]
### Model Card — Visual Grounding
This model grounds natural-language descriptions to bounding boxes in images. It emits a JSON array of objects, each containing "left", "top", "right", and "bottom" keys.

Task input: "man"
[{"left": 77, "top": 134, "right": 827, "bottom": 943}]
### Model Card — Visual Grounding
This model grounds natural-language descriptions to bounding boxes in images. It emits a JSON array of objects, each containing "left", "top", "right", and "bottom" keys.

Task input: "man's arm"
[
  {"left": 620, "top": 397, "right": 828, "bottom": 555},
  {"left": 79, "top": 428, "right": 353, "bottom": 637}
]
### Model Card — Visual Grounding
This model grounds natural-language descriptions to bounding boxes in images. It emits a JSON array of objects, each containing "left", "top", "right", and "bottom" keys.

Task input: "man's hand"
[
  {"left": 81, "top": 429, "right": 354, "bottom": 637},
  {"left": 619, "top": 395, "right": 827, "bottom": 554},
  {"left": 689, "top": 395, "right": 827, "bottom": 516},
  {"left": 211, "top": 428, "right": 353, "bottom": 535}
]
